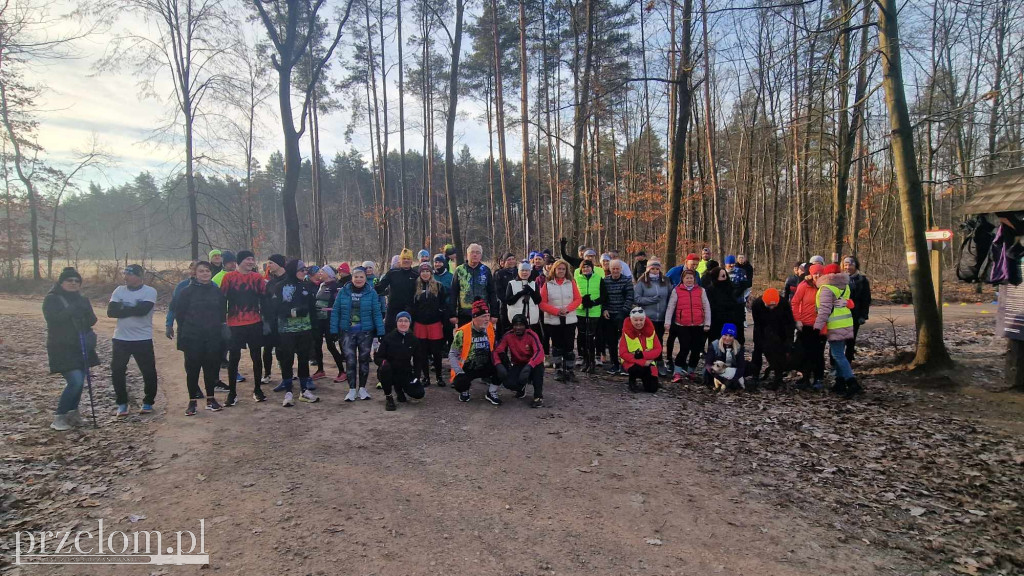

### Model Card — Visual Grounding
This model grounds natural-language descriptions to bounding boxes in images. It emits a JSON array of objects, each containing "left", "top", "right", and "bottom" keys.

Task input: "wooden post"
[
  {"left": 931, "top": 245, "right": 943, "bottom": 324},
  {"left": 1008, "top": 340, "right": 1024, "bottom": 391}
]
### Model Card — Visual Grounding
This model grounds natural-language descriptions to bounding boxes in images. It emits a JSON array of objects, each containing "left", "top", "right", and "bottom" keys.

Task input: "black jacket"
[
  {"left": 376, "top": 267, "right": 420, "bottom": 318},
  {"left": 410, "top": 279, "right": 450, "bottom": 325},
  {"left": 783, "top": 274, "right": 802, "bottom": 303},
  {"left": 751, "top": 298, "right": 795, "bottom": 350},
  {"left": 848, "top": 272, "right": 872, "bottom": 323},
  {"left": 494, "top": 267, "right": 519, "bottom": 306},
  {"left": 374, "top": 329, "right": 418, "bottom": 376},
  {"left": 43, "top": 285, "right": 100, "bottom": 374},
  {"left": 263, "top": 272, "right": 287, "bottom": 332},
  {"left": 707, "top": 277, "right": 743, "bottom": 331},
  {"left": 173, "top": 279, "right": 227, "bottom": 353}
]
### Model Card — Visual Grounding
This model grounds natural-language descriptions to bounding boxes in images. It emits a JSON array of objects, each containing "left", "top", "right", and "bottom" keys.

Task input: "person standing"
[
  {"left": 695, "top": 247, "right": 713, "bottom": 276},
  {"left": 208, "top": 249, "right": 224, "bottom": 277},
  {"left": 602, "top": 260, "right": 635, "bottom": 374},
  {"left": 493, "top": 314, "right": 546, "bottom": 408},
  {"left": 449, "top": 243, "right": 498, "bottom": 327},
  {"left": 410, "top": 262, "right": 450, "bottom": 387},
  {"left": 443, "top": 244, "right": 458, "bottom": 275},
  {"left": 783, "top": 262, "right": 806, "bottom": 303},
  {"left": 843, "top": 256, "right": 871, "bottom": 364},
  {"left": 362, "top": 261, "right": 378, "bottom": 286},
  {"left": 449, "top": 300, "right": 501, "bottom": 405},
  {"left": 374, "top": 312, "right": 426, "bottom": 411},
  {"left": 750, "top": 288, "right": 794, "bottom": 390},
  {"left": 107, "top": 264, "right": 158, "bottom": 416},
  {"left": 494, "top": 252, "right": 519, "bottom": 338},
  {"left": 706, "top": 266, "right": 743, "bottom": 344},
  {"left": 331, "top": 266, "right": 385, "bottom": 402},
  {"left": 312, "top": 265, "right": 346, "bottom": 382},
  {"left": 44, "top": 267, "right": 100, "bottom": 431},
  {"left": 665, "top": 269, "right": 711, "bottom": 383},
  {"left": 219, "top": 250, "right": 267, "bottom": 405},
  {"left": 376, "top": 249, "right": 421, "bottom": 333},
  {"left": 271, "top": 260, "right": 320, "bottom": 407},
  {"left": 506, "top": 261, "right": 543, "bottom": 339},
  {"left": 211, "top": 250, "right": 236, "bottom": 286},
  {"left": 171, "top": 261, "right": 226, "bottom": 415},
  {"left": 792, "top": 264, "right": 825, "bottom": 390},
  {"left": 619, "top": 307, "right": 661, "bottom": 393},
  {"left": 631, "top": 251, "right": 649, "bottom": 281},
  {"left": 263, "top": 254, "right": 287, "bottom": 387},
  {"left": 633, "top": 258, "right": 671, "bottom": 375},
  {"left": 574, "top": 259, "right": 604, "bottom": 373},
  {"left": 432, "top": 254, "right": 453, "bottom": 288},
  {"left": 539, "top": 258, "right": 582, "bottom": 382},
  {"left": 814, "top": 263, "right": 860, "bottom": 397}
]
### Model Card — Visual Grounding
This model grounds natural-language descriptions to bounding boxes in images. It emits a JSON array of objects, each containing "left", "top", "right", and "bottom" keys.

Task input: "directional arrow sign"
[{"left": 925, "top": 229, "right": 953, "bottom": 242}]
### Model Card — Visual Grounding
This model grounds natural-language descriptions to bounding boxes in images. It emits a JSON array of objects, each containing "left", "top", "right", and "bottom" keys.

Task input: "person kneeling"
[
  {"left": 449, "top": 300, "right": 501, "bottom": 405},
  {"left": 374, "top": 312, "right": 425, "bottom": 411},
  {"left": 704, "top": 323, "right": 748, "bottom": 392},
  {"left": 618, "top": 307, "right": 661, "bottom": 393},
  {"left": 493, "top": 314, "right": 546, "bottom": 408}
]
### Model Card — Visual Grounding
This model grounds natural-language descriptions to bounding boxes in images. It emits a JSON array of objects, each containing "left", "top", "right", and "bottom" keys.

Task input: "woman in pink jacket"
[{"left": 812, "top": 264, "right": 860, "bottom": 397}]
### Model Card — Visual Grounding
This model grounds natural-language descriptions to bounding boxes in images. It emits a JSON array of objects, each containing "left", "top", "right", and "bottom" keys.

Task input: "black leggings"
[
  {"left": 671, "top": 325, "right": 706, "bottom": 370},
  {"left": 452, "top": 365, "right": 497, "bottom": 392},
  {"left": 378, "top": 363, "right": 425, "bottom": 399},
  {"left": 184, "top": 344, "right": 221, "bottom": 399},
  {"left": 577, "top": 316, "right": 599, "bottom": 364},
  {"left": 496, "top": 363, "right": 544, "bottom": 398},
  {"left": 111, "top": 339, "right": 158, "bottom": 406},
  {"left": 415, "top": 337, "right": 446, "bottom": 381},
  {"left": 546, "top": 322, "right": 577, "bottom": 363},
  {"left": 278, "top": 331, "right": 312, "bottom": 382},
  {"left": 314, "top": 319, "right": 345, "bottom": 372},
  {"left": 628, "top": 365, "right": 659, "bottom": 393},
  {"left": 796, "top": 326, "right": 825, "bottom": 381}
]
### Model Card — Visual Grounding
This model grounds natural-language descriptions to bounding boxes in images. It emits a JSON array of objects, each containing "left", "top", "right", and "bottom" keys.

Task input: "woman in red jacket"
[
  {"left": 791, "top": 264, "right": 825, "bottom": 390},
  {"left": 619, "top": 307, "right": 662, "bottom": 393}
]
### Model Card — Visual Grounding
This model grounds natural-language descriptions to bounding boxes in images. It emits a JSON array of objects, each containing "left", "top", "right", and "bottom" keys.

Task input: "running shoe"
[
  {"left": 273, "top": 380, "right": 289, "bottom": 392},
  {"left": 215, "top": 381, "right": 231, "bottom": 392},
  {"left": 334, "top": 372, "right": 348, "bottom": 383},
  {"left": 252, "top": 389, "right": 267, "bottom": 403},
  {"left": 260, "top": 375, "right": 274, "bottom": 385},
  {"left": 236, "top": 373, "right": 246, "bottom": 383},
  {"left": 311, "top": 370, "right": 326, "bottom": 380},
  {"left": 185, "top": 401, "right": 197, "bottom": 416},
  {"left": 344, "top": 389, "right": 357, "bottom": 402},
  {"left": 531, "top": 397, "right": 543, "bottom": 408},
  {"left": 671, "top": 372, "right": 684, "bottom": 384},
  {"left": 300, "top": 390, "right": 320, "bottom": 403},
  {"left": 484, "top": 392, "right": 502, "bottom": 406},
  {"left": 282, "top": 392, "right": 294, "bottom": 407},
  {"left": 116, "top": 404, "right": 129, "bottom": 417},
  {"left": 458, "top": 392, "right": 471, "bottom": 403},
  {"left": 515, "top": 388, "right": 527, "bottom": 399},
  {"left": 139, "top": 404, "right": 154, "bottom": 414},
  {"left": 225, "top": 393, "right": 239, "bottom": 407},
  {"left": 206, "top": 399, "right": 223, "bottom": 412},
  {"left": 385, "top": 395, "right": 397, "bottom": 411},
  {"left": 358, "top": 387, "right": 372, "bottom": 400}
]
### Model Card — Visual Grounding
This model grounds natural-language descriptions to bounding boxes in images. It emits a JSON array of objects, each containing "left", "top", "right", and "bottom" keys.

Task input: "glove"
[
  {"left": 559, "top": 237, "right": 568, "bottom": 248},
  {"left": 634, "top": 350, "right": 644, "bottom": 360},
  {"left": 522, "top": 284, "right": 534, "bottom": 295},
  {"left": 165, "top": 325, "right": 174, "bottom": 340},
  {"left": 581, "top": 295, "right": 593, "bottom": 307}
]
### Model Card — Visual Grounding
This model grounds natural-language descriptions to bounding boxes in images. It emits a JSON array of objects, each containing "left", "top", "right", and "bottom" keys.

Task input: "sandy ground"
[{"left": 1, "top": 297, "right": 1019, "bottom": 576}]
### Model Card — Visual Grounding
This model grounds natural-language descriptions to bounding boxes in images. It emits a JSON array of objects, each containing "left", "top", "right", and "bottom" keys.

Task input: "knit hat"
[
  {"left": 400, "top": 249, "right": 415, "bottom": 261},
  {"left": 762, "top": 288, "right": 780, "bottom": 306},
  {"left": 471, "top": 300, "right": 490, "bottom": 318},
  {"left": 511, "top": 314, "right": 527, "bottom": 326},
  {"left": 390, "top": 255, "right": 400, "bottom": 268},
  {"left": 444, "top": 244, "right": 456, "bottom": 256},
  {"left": 724, "top": 255, "right": 737, "bottom": 265},
  {"left": 236, "top": 250, "right": 255, "bottom": 263},
  {"left": 701, "top": 247, "right": 711, "bottom": 254},
  {"left": 396, "top": 311, "right": 412, "bottom": 323},
  {"left": 268, "top": 254, "right": 286, "bottom": 268},
  {"left": 646, "top": 258, "right": 662, "bottom": 270},
  {"left": 307, "top": 265, "right": 320, "bottom": 276},
  {"left": 529, "top": 251, "right": 541, "bottom": 260},
  {"left": 417, "top": 249, "right": 430, "bottom": 260},
  {"left": 823, "top": 263, "right": 841, "bottom": 275},
  {"left": 337, "top": 262, "right": 351, "bottom": 275},
  {"left": 635, "top": 250, "right": 647, "bottom": 258},
  {"left": 362, "top": 260, "right": 376, "bottom": 271},
  {"left": 433, "top": 254, "right": 446, "bottom": 263},
  {"left": 500, "top": 251, "right": 515, "bottom": 262},
  {"left": 809, "top": 255, "right": 825, "bottom": 266},
  {"left": 600, "top": 253, "right": 611, "bottom": 262},
  {"left": 221, "top": 250, "right": 236, "bottom": 264},
  {"left": 352, "top": 266, "right": 367, "bottom": 275},
  {"left": 809, "top": 264, "right": 824, "bottom": 276},
  {"left": 321, "top": 265, "right": 336, "bottom": 279},
  {"left": 583, "top": 249, "right": 597, "bottom": 258},
  {"left": 629, "top": 306, "right": 646, "bottom": 320},
  {"left": 208, "top": 249, "right": 222, "bottom": 259},
  {"left": 686, "top": 253, "right": 699, "bottom": 261},
  {"left": 580, "top": 259, "right": 594, "bottom": 270},
  {"left": 123, "top": 264, "right": 145, "bottom": 277},
  {"left": 419, "top": 262, "right": 433, "bottom": 272},
  {"left": 721, "top": 323, "right": 738, "bottom": 337},
  {"left": 518, "top": 261, "right": 532, "bottom": 272},
  {"left": 58, "top": 266, "right": 82, "bottom": 283}
]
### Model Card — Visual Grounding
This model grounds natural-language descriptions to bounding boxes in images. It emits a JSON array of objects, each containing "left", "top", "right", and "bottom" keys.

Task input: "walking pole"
[{"left": 78, "top": 331, "right": 99, "bottom": 429}]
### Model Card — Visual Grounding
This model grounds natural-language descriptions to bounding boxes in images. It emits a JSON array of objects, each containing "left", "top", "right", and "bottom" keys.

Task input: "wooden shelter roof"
[{"left": 962, "top": 167, "right": 1024, "bottom": 215}]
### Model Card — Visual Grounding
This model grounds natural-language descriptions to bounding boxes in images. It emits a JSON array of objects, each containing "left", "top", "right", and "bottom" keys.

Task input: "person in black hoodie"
[
  {"left": 706, "top": 266, "right": 744, "bottom": 344},
  {"left": 374, "top": 312, "right": 425, "bottom": 411},
  {"left": 376, "top": 248, "right": 421, "bottom": 333},
  {"left": 493, "top": 252, "right": 519, "bottom": 338},
  {"left": 842, "top": 255, "right": 871, "bottom": 364},
  {"left": 171, "top": 261, "right": 227, "bottom": 415},
  {"left": 263, "top": 254, "right": 286, "bottom": 387},
  {"left": 271, "top": 259, "right": 320, "bottom": 406},
  {"left": 43, "top": 267, "right": 100, "bottom": 431},
  {"left": 410, "top": 263, "right": 450, "bottom": 386}
]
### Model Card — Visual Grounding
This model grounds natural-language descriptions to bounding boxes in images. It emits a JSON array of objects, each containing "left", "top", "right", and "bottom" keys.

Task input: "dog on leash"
[{"left": 710, "top": 361, "right": 743, "bottom": 392}]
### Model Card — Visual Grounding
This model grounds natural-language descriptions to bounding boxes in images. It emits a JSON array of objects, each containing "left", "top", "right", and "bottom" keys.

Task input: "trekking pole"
[{"left": 78, "top": 331, "right": 99, "bottom": 429}]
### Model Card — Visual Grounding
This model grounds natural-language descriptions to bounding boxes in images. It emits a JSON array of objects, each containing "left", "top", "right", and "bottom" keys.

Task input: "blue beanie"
[
  {"left": 396, "top": 311, "right": 412, "bottom": 323},
  {"left": 724, "top": 255, "right": 737, "bottom": 265},
  {"left": 721, "top": 323, "right": 737, "bottom": 337}
]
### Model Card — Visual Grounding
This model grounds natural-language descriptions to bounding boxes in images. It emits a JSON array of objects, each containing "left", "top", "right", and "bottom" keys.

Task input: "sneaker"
[
  {"left": 385, "top": 395, "right": 397, "bottom": 411},
  {"left": 595, "top": 358, "right": 604, "bottom": 367},
  {"left": 282, "top": 392, "right": 294, "bottom": 407},
  {"left": 206, "top": 399, "right": 223, "bottom": 412},
  {"left": 555, "top": 370, "right": 567, "bottom": 382},
  {"left": 305, "top": 379, "right": 317, "bottom": 391},
  {"left": 236, "top": 373, "right": 246, "bottom": 383},
  {"left": 344, "top": 389, "right": 357, "bottom": 402},
  {"left": 376, "top": 382, "right": 383, "bottom": 390},
  {"left": 252, "top": 389, "right": 267, "bottom": 403},
  {"left": 273, "top": 380, "right": 290, "bottom": 392},
  {"left": 436, "top": 376, "right": 447, "bottom": 387},
  {"left": 260, "top": 375, "right": 274, "bottom": 385},
  {"left": 139, "top": 403, "right": 153, "bottom": 414},
  {"left": 531, "top": 397, "right": 543, "bottom": 408},
  {"left": 185, "top": 400, "right": 197, "bottom": 416},
  {"left": 50, "top": 414, "right": 73, "bottom": 431},
  {"left": 358, "top": 387, "right": 372, "bottom": 400},
  {"left": 116, "top": 404, "right": 129, "bottom": 417},
  {"left": 300, "top": 390, "right": 320, "bottom": 403},
  {"left": 811, "top": 379, "right": 824, "bottom": 392},
  {"left": 422, "top": 376, "right": 432, "bottom": 387},
  {"left": 515, "top": 388, "right": 527, "bottom": 399},
  {"left": 215, "top": 380, "right": 231, "bottom": 392},
  {"left": 605, "top": 364, "right": 619, "bottom": 375},
  {"left": 672, "top": 372, "right": 684, "bottom": 384},
  {"left": 65, "top": 410, "right": 86, "bottom": 427},
  {"left": 334, "top": 372, "right": 348, "bottom": 383},
  {"left": 458, "top": 392, "right": 471, "bottom": 403},
  {"left": 617, "top": 367, "right": 629, "bottom": 376},
  {"left": 225, "top": 393, "right": 239, "bottom": 407},
  {"left": 311, "top": 370, "right": 326, "bottom": 380},
  {"left": 485, "top": 392, "right": 502, "bottom": 406}
]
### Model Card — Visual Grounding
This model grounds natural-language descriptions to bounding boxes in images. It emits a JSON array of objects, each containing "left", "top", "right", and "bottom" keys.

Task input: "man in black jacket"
[
  {"left": 376, "top": 249, "right": 421, "bottom": 333},
  {"left": 843, "top": 255, "right": 871, "bottom": 363}
]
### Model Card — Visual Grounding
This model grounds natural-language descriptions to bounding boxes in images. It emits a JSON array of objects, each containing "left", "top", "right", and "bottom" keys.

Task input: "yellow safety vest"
[
  {"left": 624, "top": 333, "right": 656, "bottom": 354},
  {"left": 816, "top": 285, "right": 853, "bottom": 330}
]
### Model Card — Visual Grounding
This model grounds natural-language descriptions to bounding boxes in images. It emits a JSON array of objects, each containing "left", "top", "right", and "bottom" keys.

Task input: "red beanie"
[
  {"left": 337, "top": 262, "right": 351, "bottom": 275},
  {"left": 823, "top": 263, "right": 841, "bottom": 275}
]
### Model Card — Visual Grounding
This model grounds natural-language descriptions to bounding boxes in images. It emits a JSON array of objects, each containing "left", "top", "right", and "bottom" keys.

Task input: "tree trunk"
[
  {"left": 700, "top": 0, "right": 722, "bottom": 253},
  {"left": 519, "top": 0, "right": 530, "bottom": 253},
  {"left": 445, "top": 0, "right": 466, "bottom": 264},
  {"left": 569, "top": 0, "right": 595, "bottom": 240},
  {"left": 877, "top": 0, "right": 952, "bottom": 370},
  {"left": 491, "top": 0, "right": 512, "bottom": 250},
  {"left": 664, "top": 0, "right": 693, "bottom": 268},
  {"left": 397, "top": 0, "right": 409, "bottom": 249}
]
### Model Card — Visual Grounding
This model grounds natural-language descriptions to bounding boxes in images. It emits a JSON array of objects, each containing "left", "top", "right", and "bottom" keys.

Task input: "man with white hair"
[{"left": 449, "top": 243, "right": 498, "bottom": 327}]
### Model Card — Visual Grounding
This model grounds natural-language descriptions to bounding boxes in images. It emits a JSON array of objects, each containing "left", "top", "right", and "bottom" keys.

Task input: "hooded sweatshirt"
[{"left": 273, "top": 261, "right": 316, "bottom": 333}]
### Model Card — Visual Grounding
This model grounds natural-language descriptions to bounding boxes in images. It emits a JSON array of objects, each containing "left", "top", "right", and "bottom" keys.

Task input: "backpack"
[{"left": 956, "top": 216, "right": 995, "bottom": 283}]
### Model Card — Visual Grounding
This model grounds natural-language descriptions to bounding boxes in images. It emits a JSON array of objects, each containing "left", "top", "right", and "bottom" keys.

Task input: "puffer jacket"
[
  {"left": 374, "top": 328, "right": 418, "bottom": 376},
  {"left": 634, "top": 277, "right": 671, "bottom": 323},
  {"left": 539, "top": 276, "right": 582, "bottom": 325},
  {"left": 791, "top": 279, "right": 819, "bottom": 326},
  {"left": 812, "top": 272, "right": 855, "bottom": 341},
  {"left": 847, "top": 272, "right": 872, "bottom": 324},
  {"left": 375, "top": 267, "right": 420, "bottom": 316},
  {"left": 331, "top": 283, "right": 385, "bottom": 336},
  {"left": 173, "top": 279, "right": 227, "bottom": 353},
  {"left": 410, "top": 279, "right": 450, "bottom": 325},
  {"left": 602, "top": 275, "right": 635, "bottom": 320}
]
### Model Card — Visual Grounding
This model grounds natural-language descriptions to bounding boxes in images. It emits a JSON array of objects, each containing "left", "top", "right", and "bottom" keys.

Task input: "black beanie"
[
  {"left": 236, "top": 250, "right": 255, "bottom": 263},
  {"left": 58, "top": 267, "right": 82, "bottom": 283},
  {"left": 268, "top": 254, "right": 286, "bottom": 268}
]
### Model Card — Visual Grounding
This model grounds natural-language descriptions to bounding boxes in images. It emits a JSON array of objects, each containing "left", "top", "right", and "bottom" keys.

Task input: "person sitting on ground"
[
  {"left": 449, "top": 300, "right": 501, "bottom": 405},
  {"left": 704, "top": 323, "right": 748, "bottom": 392},
  {"left": 618, "top": 307, "right": 662, "bottom": 393},
  {"left": 750, "top": 288, "right": 794, "bottom": 390},
  {"left": 374, "top": 311, "right": 425, "bottom": 411},
  {"left": 493, "top": 314, "right": 546, "bottom": 408},
  {"left": 44, "top": 267, "right": 100, "bottom": 431}
]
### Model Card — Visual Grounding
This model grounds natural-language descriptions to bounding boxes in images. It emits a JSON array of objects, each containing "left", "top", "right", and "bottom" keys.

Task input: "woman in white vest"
[
  {"left": 539, "top": 258, "right": 583, "bottom": 382},
  {"left": 505, "top": 261, "right": 543, "bottom": 340}
]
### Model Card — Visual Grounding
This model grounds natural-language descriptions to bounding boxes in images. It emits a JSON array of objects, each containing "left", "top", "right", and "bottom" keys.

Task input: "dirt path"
[{"left": 0, "top": 295, "right": 915, "bottom": 576}]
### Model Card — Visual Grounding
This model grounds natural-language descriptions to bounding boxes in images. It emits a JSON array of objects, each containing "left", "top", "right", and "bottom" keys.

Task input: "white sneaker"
[
  {"left": 357, "top": 387, "right": 372, "bottom": 400},
  {"left": 344, "top": 389, "right": 357, "bottom": 402},
  {"left": 260, "top": 375, "right": 273, "bottom": 385},
  {"left": 300, "top": 390, "right": 320, "bottom": 403},
  {"left": 282, "top": 392, "right": 294, "bottom": 407},
  {"left": 65, "top": 410, "right": 86, "bottom": 427},
  {"left": 50, "top": 414, "right": 73, "bottom": 431}
]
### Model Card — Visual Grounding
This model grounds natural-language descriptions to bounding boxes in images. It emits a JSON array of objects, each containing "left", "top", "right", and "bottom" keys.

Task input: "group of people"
[{"left": 42, "top": 240, "right": 871, "bottom": 431}]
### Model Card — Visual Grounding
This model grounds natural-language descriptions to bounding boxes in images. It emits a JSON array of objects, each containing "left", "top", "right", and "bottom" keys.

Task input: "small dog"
[{"left": 710, "top": 361, "right": 743, "bottom": 392}]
